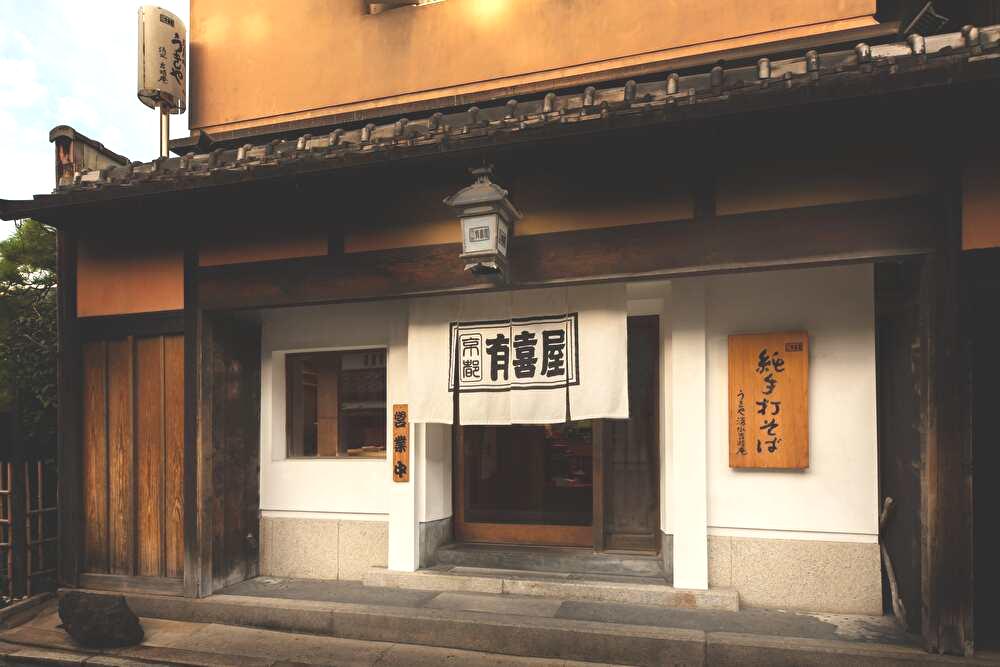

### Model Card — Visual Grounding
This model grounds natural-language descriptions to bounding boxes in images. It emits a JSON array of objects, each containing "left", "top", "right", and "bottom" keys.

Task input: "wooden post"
[
  {"left": 919, "top": 188, "right": 974, "bottom": 655},
  {"left": 56, "top": 226, "right": 82, "bottom": 589},
  {"left": 9, "top": 392, "right": 26, "bottom": 598},
  {"left": 875, "top": 259, "right": 925, "bottom": 633},
  {"left": 591, "top": 421, "right": 606, "bottom": 552},
  {"left": 183, "top": 242, "right": 213, "bottom": 598}
]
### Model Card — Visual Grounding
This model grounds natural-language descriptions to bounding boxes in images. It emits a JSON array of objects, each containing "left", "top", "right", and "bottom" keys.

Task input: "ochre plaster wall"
[
  {"left": 77, "top": 237, "right": 183, "bottom": 317},
  {"left": 963, "top": 155, "right": 1000, "bottom": 250},
  {"left": 189, "top": 0, "right": 876, "bottom": 133}
]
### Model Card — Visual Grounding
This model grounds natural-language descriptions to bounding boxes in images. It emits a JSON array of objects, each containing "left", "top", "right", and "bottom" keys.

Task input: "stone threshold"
[
  {"left": 363, "top": 565, "right": 740, "bottom": 611},
  {"left": 435, "top": 542, "right": 665, "bottom": 578}
]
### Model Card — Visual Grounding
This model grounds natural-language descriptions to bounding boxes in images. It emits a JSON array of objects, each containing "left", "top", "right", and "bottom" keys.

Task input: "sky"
[{"left": 0, "top": 1, "right": 190, "bottom": 240}]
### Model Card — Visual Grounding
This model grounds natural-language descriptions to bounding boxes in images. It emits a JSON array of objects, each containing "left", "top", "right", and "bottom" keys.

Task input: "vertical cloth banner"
[{"left": 407, "top": 283, "right": 628, "bottom": 425}]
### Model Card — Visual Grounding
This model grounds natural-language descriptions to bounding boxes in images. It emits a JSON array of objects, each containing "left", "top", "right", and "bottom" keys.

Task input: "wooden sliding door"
[
  {"left": 595, "top": 315, "right": 660, "bottom": 553},
  {"left": 205, "top": 315, "right": 262, "bottom": 592},
  {"left": 81, "top": 334, "right": 184, "bottom": 587}
]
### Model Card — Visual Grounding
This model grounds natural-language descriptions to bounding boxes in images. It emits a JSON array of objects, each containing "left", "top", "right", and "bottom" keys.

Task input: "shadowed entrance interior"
[{"left": 454, "top": 315, "right": 659, "bottom": 551}]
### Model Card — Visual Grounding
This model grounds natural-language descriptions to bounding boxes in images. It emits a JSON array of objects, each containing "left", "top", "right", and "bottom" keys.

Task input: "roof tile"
[{"left": 2, "top": 23, "right": 998, "bottom": 219}]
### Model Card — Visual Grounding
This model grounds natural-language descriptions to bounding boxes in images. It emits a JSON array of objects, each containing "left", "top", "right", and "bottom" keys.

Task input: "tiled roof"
[{"left": 2, "top": 23, "right": 999, "bottom": 220}]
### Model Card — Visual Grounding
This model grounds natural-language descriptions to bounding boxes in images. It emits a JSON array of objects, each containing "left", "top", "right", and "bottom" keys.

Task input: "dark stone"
[{"left": 57, "top": 591, "right": 144, "bottom": 648}]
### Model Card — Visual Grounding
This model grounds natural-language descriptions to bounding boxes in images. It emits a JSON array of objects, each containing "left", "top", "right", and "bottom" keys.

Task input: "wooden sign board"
[
  {"left": 392, "top": 404, "right": 410, "bottom": 482},
  {"left": 728, "top": 332, "right": 809, "bottom": 469}
]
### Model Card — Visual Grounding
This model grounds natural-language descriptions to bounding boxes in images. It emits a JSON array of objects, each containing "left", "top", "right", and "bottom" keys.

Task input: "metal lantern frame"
[{"left": 443, "top": 166, "right": 522, "bottom": 281}]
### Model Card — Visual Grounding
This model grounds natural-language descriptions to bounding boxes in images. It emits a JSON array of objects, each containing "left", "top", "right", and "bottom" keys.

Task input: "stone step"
[
  {"left": 435, "top": 542, "right": 665, "bottom": 578},
  {"left": 364, "top": 565, "right": 740, "bottom": 611},
  {"left": 0, "top": 604, "right": 625, "bottom": 667},
  {"left": 72, "top": 589, "right": 980, "bottom": 667},
  {"left": 87, "top": 590, "right": 704, "bottom": 667}
]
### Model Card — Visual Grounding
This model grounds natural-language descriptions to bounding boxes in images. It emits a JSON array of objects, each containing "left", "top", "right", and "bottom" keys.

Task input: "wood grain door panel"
[
  {"left": 81, "top": 334, "right": 184, "bottom": 579},
  {"left": 601, "top": 316, "right": 660, "bottom": 553},
  {"left": 207, "top": 315, "right": 261, "bottom": 592}
]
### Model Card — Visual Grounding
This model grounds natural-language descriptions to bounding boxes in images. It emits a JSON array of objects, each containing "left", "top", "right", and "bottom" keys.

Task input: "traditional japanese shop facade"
[{"left": 2, "top": 2, "right": 999, "bottom": 657}]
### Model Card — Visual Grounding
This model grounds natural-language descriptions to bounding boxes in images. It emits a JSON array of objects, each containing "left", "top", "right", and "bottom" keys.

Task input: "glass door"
[
  {"left": 452, "top": 315, "right": 660, "bottom": 551},
  {"left": 454, "top": 421, "right": 596, "bottom": 547}
]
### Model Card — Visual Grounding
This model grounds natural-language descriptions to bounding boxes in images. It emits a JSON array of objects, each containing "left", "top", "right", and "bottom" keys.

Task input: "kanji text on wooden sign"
[
  {"left": 392, "top": 404, "right": 410, "bottom": 482},
  {"left": 728, "top": 332, "right": 809, "bottom": 469}
]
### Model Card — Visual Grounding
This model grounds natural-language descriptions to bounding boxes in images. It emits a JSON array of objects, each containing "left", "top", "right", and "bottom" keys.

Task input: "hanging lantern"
[{"left": 443, "top": 166, "right": 522, "bottom": 282}]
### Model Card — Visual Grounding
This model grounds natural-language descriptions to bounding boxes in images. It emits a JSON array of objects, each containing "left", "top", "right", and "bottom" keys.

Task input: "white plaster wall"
[
  {"left": 417, "top": 423, "right": 452, "bottom": 524},
  {"left": 259, "top": 301, "right": 406, "bottom": 519},
  {"left": 666, "top": 279, "right": 709, "bottom": 588},
  {"left": 256, "top": 269, "right": 877, "bottom": 586},
  {"left": 259, "top": 299, "right": 454, "bottom": 573},
  {"left": 703, "top": 264, "right": 879, "bottom": 539}
]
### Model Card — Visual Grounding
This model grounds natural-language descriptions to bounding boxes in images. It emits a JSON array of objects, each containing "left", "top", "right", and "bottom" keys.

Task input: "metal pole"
[{"left": 159, "top": 104, "right": 170, "bottom": 158}]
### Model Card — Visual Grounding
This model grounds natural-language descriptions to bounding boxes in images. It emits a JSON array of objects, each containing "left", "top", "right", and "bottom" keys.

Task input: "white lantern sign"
[
  {"left": 137, "top": 5, "right": 187, "bottom": 113},
  {"left": 444, "top": 167, "right": 521, "bottom": 280},
  {"left": 461, "top": 213, "right": 510, "bottom": 258}
]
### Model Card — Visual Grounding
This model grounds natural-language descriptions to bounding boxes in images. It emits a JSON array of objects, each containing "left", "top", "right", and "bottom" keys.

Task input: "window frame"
[{"left": 283, "top": 346, "right": 389, "bottom": 461}]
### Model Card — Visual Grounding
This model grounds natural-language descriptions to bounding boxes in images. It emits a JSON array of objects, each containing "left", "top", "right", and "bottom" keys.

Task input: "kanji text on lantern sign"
[
  {"left": 155, "top": 14, "right": 186, "bottom": 88},
  {"left": 448, "top": 314, "right": 580, "bottom": 392}
]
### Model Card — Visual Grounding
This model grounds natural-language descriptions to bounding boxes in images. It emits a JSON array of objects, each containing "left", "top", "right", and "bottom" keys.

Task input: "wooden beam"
[
  {"left": 199, "top": 196, "right": 937, "bottom": 311},
  {"left": 79, "top": 572, "right": 184, "bottom": 597},
  {"left": 56, "top": 227, "right": 82, "bottom": 588},
  {"left": 79, "top": 310, "right": 185, "bottom": 341}
]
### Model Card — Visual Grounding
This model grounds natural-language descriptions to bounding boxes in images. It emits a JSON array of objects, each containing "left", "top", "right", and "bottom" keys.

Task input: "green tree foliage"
[{"left": 0, "top": 220, "right": 57, "bottom": 448}]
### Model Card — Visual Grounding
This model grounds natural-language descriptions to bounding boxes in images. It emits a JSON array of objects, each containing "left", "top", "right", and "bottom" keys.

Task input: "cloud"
[
  {"left": 0, "top": 23, "right": 35, "bottom": 56},
  {"left": 0, "top": 1, "right": 189, "bottom": 228},
  {"left": 0, "top": 58, "right": 47, "bottom": 109}
]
